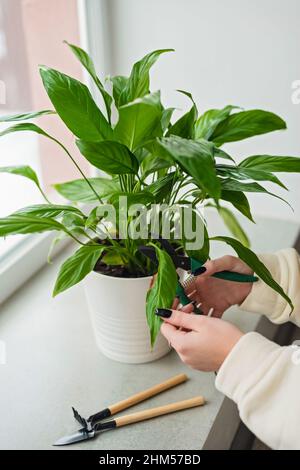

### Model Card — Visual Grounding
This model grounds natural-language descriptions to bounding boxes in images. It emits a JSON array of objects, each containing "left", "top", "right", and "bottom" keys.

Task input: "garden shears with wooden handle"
[{"left": 53, "top": 373, "right": 205, "bottom": 446}]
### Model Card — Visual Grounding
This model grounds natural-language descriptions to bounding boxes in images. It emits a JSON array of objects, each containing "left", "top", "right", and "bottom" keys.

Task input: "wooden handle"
[
  {"left": 115, "top": 396, "right": 205, "bottom": 427},
  {"left": 109, "top": 374, "right": 188, "bottom": 415}
]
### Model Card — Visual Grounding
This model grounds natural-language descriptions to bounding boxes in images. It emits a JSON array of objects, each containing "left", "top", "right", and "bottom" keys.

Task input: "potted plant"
[{"left": 0, "top": 44, "right": 299, "bottom": 363}]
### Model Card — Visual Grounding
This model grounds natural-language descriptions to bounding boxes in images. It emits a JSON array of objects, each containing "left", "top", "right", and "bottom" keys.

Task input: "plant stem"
[
  {"left": 52, "top": 138, "right": 104, "bottom": 205},
  {"left": 37, "top": 184, "right": 52, "bottom": 204}
]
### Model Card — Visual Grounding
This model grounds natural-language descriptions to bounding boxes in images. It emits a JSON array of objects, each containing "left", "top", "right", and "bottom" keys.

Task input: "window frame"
[{"left": 0, "top": 0, "right": 107, "bottom": 303}]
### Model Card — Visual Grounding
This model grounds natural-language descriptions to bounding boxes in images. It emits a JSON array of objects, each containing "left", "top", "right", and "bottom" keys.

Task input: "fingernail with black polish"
[
  {"left": 194, "top": 266, "right": 207, "bottom": 276},
  {"left": 155, "top": 308, "right": 172, "bottom": 318}
]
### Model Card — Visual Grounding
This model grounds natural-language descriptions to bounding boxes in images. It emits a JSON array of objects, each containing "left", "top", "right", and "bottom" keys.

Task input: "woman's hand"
[
  {"left": 158, "top": 308, "right": 243, "bottom": 371},
  {"left": 186, "top": 255, "right": 254, "bottom": 317}
]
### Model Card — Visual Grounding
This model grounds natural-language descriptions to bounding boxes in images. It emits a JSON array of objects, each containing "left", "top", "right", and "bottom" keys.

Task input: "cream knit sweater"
[{"left": 215, "top": 248, "right": 300, "bottom": 450}]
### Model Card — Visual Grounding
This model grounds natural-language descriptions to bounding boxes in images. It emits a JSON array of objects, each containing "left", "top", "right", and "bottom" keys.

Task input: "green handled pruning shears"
[{"left": 139, "top": 239, "right": 258, "bottom": 312}]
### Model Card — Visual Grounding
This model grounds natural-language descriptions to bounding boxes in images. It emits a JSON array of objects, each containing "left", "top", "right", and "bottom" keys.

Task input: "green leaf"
[
  {"left": 110, "top": 191, "right": 154, "bottom": 207},
  {"left": 77, "top": 140, "right": 139, "bottom": 174},
  {"left": 167, "top": 91, "right": 197, "bottom": 139},
  {"left": 54, "top": 177, "right": 119, "bottom": 203},
  {"left": 157, "top": 136, "right": 221, "bottom": 199},
  {"left": 239, "top": 155, "right": 300, "bottom": 173},
  {"left": 218, "top": 206, "right": 250, "bottom": 247},
  {"left": 65, "top": 41, "right": 112, "bottom": 123},
  {"left": 194, "top": 105, "right": 238, "bottom": 140},
  {"left": 211, "top": 110, "right": 286, "bottom": 145},
  {"left": 0, "top": 165, "right": 40, "bottom": 187},
  {"left": 211, "top": 236, "right": 293, "bottom": 311},
  {"left": 0, "top": 110, "right": 55, "bottom": 122},
  {"left": 12, "top": 204, "right": 83, "bottom": 219},
  {"left": 213, "top": 147, "right": 235, "bottom": 162},
  {"left": 182, "top": 207, "right": 210, "bottom": 262},
  {"left": 114, "top": 91, "right": 163, "bottom": 151},
  {"left": 39, "top": 66, "right": 112, "bottom": 141},
  {"left": 0, "top": 122, "right": 52, "bottom": 139},
  {"left": 220, "top": 190, "right": 254, "bottom": 222},
  {"left": 141, "top": 154, "right": 172, "bottom": 178},
  {"left": 110, "top": 75, "right": 129, "bottom": 108},
  {"left": 161, "top": 108, "right": 175, "bottom": 132},
  {"left": 61, "top": 212, "right": 85, "bottom": 235},
  {"left": 0, "top": 214, "right": 68, "bottom": 237},
  {"left": 146, "top": 172, "right": 176, "bottom": 203},
  {"left": 101, "top": 251, "right": 126, "bottom": 266},
  {"left": 217, "top": 164, "right": 287, "bottom": 189},
  {"left": 220, "top": 178, "right": 292, "bottom": 208},
  {"left": 167, "top": 105, "right": 197, "bottom": 139},
  {"left": 85, "top": 207, "right": 100, "bottom": 231},
  {"left": 53, "top": 244, "right": 104, "bottom": 296},
  {"left": 146, "top": 244, "right": 177, "bottom": 346},
  {"left": 119, "top": 49, "right": 174, "bottom": 106}
]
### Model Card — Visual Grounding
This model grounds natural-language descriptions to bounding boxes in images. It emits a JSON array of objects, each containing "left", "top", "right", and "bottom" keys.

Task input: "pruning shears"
[{"left": 139, "top": 238, "right": 258, "bottom": 311}]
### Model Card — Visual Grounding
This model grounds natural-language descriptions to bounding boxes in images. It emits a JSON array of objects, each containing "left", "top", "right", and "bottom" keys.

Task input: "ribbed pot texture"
[{"left": 83, "top": 271, "right": 171, "bottom": 364}]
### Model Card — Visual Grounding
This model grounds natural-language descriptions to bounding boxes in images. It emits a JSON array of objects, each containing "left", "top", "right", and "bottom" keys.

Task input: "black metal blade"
[
  {"left": 72, "top": 407, "right": 88, "bottom": 430},
  {"left": 138, "top": 246, "right": 158, "bottom": 265}
]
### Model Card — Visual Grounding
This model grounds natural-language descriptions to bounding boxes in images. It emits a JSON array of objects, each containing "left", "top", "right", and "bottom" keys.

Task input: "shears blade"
[{"left": 53, "top": 428, "right": 95, "bottom": 446}]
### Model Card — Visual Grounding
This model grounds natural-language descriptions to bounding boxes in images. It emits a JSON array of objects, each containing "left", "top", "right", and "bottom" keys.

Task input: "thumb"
[
  {"left": 155, "top": 308, "right": 199, "bottom": 331},
  {"left": 203, "top": 255, "right": 250, "bottom": 277}
]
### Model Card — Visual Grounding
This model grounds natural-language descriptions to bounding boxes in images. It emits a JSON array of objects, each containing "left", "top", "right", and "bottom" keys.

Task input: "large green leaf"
[
  {"left": 218, "top": 206, "right": 250, "bottom": 247},
  {"left": 118, "top": 49, "right": 174, "bottom": 106},
  {"left": 54, "top": 177, "right": 119, "bottom": 202},
  {"left": 157, "top": 136, "right": 221, "bottom": 199},
  {"left": 220, "top": 190, "right": 254, "bottom": 221},
  {"left": 39, "top": 66, "right": 112, "bottom": 141},
  {"left": 146, "top": 244, "right": 177, "bottom": 346},
  {"left": 65, "top": 41, "right": 112, "bottom": 123},
  {"left": 211, "top": 110, "right": 286, "bottom": 145},
  {"left": 211, "top": 236, "right": 293, "bottom": 311},
  {"left": 53, "top": 244, "right": 104, "bottom": 296},
  {"left": 0, "top": 214, "right": 68, "bottom": 236},
  {"left": 114, "top": 91, "right": 163, "bottom": 151},
  {"left": 76, "top": 140, "right": 139, "bottom": 174},
  {"left": 0, "top": 110, "right": 55, "bottom": 122},
  {"left": 194, "top": 105, "right": 238, "bottom": 140},
  {"left": 239, "top": 155, "right": 300, "bottom": 173},
  {"left": 217, "top": 164, "right": 287, "bottom": 189},
  {"left": 13, "top": 204, "right": 83, "bottom": 219}
]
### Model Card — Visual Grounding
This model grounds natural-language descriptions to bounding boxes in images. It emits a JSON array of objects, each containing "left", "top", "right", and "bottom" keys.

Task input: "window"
[
  {"left": 0, "top": 0, "right": 90, "bottom": 258},
  {"left": 0, "top": 0, "right": 100, "bottom": 302}
]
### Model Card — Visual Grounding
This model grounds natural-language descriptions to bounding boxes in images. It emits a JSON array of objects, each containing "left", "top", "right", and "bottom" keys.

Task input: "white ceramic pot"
[{"left": 83, "top": 271, "right": 171, "bottom": 364}]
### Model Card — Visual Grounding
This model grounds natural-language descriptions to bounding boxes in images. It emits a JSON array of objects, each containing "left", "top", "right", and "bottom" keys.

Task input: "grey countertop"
[{"left": 0, "top": 213, "right": 298, "bottom": 450}]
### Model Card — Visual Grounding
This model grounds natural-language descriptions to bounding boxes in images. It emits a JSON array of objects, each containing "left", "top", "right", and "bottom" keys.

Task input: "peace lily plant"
[{"left": 0, "top": 44, "right": 299, "bottom": 351}]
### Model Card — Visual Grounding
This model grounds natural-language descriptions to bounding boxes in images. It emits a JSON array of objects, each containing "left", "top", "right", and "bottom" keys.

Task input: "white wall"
[{"left": 99, "top": 0, "right": 300, "bottom": 221}]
